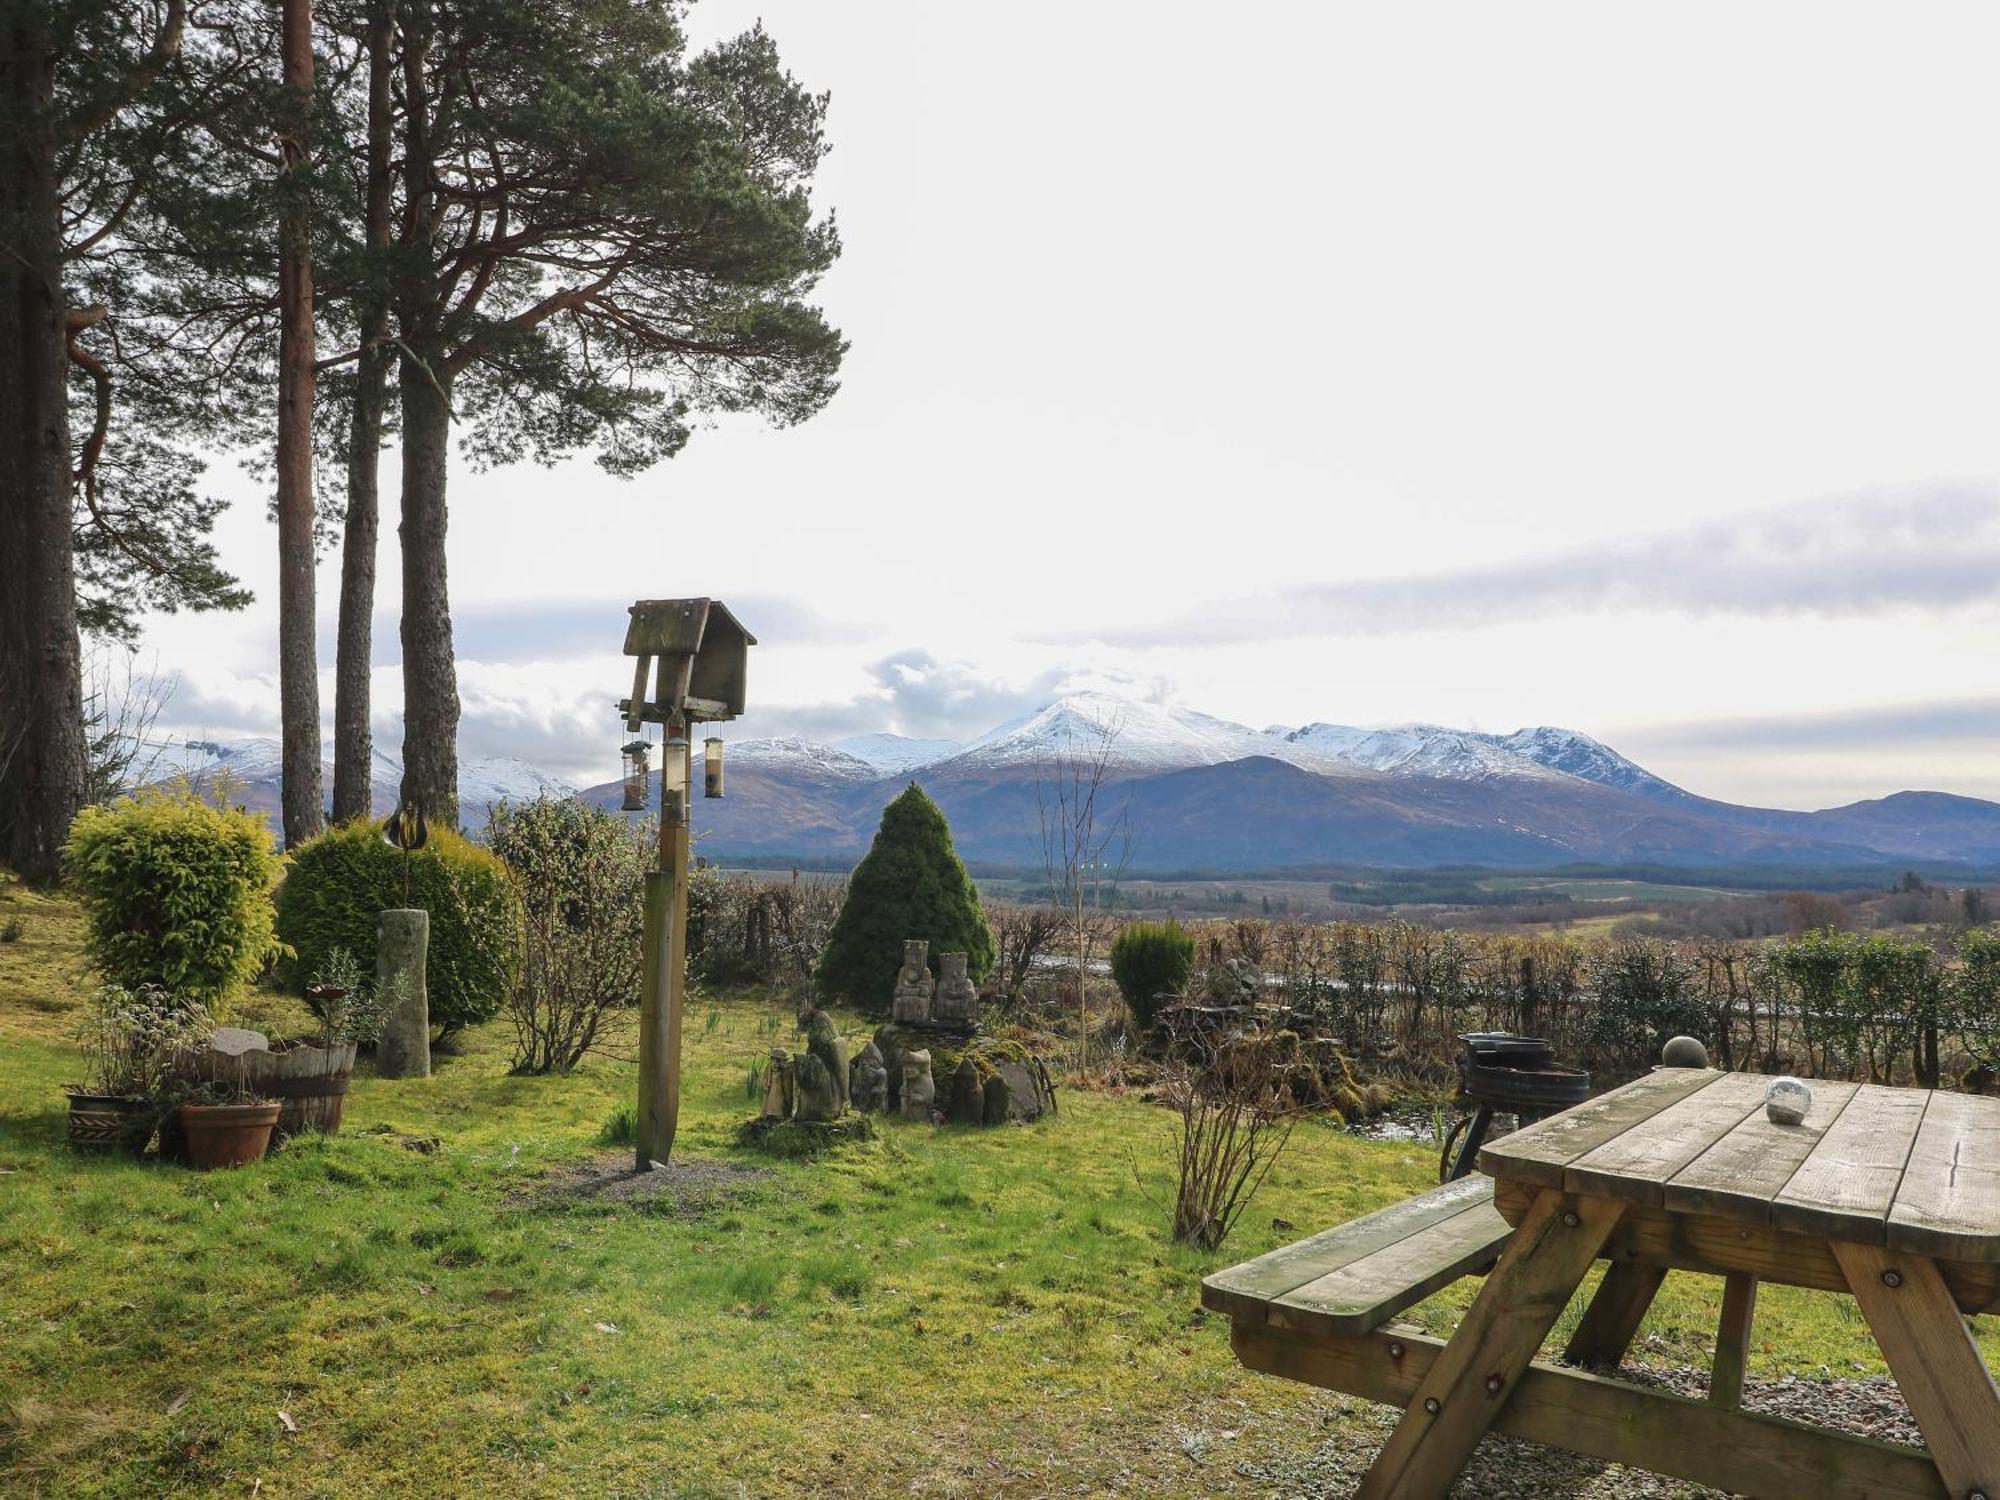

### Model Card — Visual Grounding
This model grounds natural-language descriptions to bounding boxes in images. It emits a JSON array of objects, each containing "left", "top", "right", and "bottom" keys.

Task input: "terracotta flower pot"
[
  {"left": 66, "top": 1091, "right": 152, "bottom": 1156},
  {"left": 177, "top": 1102, "right": 280, "bottom": 1169}
]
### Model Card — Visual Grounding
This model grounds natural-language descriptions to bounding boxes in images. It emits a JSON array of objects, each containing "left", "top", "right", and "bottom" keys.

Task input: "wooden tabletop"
[{"left": 1478, "top": 1069, "right": 2000, "bottom": 1263}]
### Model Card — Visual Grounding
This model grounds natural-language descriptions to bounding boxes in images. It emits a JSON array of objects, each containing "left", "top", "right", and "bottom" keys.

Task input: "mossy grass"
[{"left": 1, "top": 875, "right": 1994, "bottom": 1494}]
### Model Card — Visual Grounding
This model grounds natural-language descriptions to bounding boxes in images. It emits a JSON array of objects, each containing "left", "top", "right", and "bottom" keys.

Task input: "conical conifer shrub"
[{"left": 816, "top": 784, "right": 994, "bottom": 1014}]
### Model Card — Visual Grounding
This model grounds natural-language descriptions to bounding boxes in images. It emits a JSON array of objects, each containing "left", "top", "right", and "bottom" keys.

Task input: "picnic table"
[{"left": 1202, "top": 1068, "right": 2000, "bottom": 1500}]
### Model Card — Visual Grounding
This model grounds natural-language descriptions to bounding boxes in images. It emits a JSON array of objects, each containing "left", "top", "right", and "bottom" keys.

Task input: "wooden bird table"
[{"left": 1210, "top": 1069, "right": 2000, "bottom": 1500}]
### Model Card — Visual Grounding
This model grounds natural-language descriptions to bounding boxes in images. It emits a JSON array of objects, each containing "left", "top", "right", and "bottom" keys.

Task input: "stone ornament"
[
  {"left": 947, "top": 1056, "right": 982, "bottom": 1123},
  {"left": 849, "top": 1041, "right": 889, "bottom": 1114},
  {"left": 900, "top": 1048, "right": 935, "bottom": 1122},
  {"left": 932, "top": 951, "right": 978, "bottom": 1025},
  {"left": 1660, "top": 1035, "right": 1710, "bottom": 1069},
  {"left": 801, "top": 1006, "right": 850, "bottom": 1113},
  {"left": 1765, "top": 1076, "right": 1812, "bottom": 1126},
  {"left": 892, "top": 939, "right": 934, "bottom": 1025},
  {"left": 794, "top": 1051, "right": 840, "bottom": 1122},
  {"left": 761, "top": 1048, "right": 794, "bottom": 1120}
]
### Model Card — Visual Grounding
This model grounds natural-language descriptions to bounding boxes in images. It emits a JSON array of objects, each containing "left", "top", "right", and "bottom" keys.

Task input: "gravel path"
[{"left": 1230, "top": 1365, "right": 1921, "bottom": 1498}]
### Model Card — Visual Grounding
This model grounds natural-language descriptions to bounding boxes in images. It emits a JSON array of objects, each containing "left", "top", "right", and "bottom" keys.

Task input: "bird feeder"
[
  {"left": 620, "top": 739, "right": 650, "bottom": 812},
  {"left": 614, "top": 598, "right": 755, "bottom": 1174},
  {"left": 704, "top": 736, "right": 725, "bottom": 799}
]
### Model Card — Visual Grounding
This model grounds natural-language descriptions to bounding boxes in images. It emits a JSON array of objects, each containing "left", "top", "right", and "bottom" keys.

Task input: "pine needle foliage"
[{"left": 815, "top": 785, "right": 992, "bottom": 1015}]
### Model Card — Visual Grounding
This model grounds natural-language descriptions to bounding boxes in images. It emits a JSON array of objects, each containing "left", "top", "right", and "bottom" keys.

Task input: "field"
[{"left": 3, "top": 876, "right": 1995, "bottom": 1497}]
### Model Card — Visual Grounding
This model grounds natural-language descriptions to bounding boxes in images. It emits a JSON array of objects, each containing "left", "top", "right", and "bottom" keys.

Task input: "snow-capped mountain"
[
  {"left": 727, "top": 737, "right": 879, "bottom": 782},
  {"left": 144, "top": 736, "right": 576, "bottom": 831},
  {"left": 939, "top": 691, "right": 1360, "bottom": 777},
  {"left": 831, "top": 733, "right": 962, "bottom": 775},
  {"left": 1496, "top": 726, "right": 1689, "bottom": 801},
  {"left": 1286, "top": 723, "right": 1563, "bottom": 782}
]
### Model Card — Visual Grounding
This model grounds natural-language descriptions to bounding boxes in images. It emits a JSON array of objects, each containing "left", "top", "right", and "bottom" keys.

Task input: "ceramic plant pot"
[
  {"left": 66, "top": 1091, "right": 151, "bottom": 1156},
  {"left": 177, "top": 1101, "right": 280, "bottom": 1169}
]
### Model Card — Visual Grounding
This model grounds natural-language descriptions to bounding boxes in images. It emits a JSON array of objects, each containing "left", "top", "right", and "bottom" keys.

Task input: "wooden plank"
[
  {"left": 1355, "top": 1188, "right": 1622, "bottom": 1500},
  {"left": 1231, "top": 1320, "right": 1949, "bottom": 1500},
  {"left": 1836, "top": 1241, "right": 2000, "bottom": 1499},
  {"left": 1561, "top": 1261, "right": 1665, "bottom": 1370},
  {"left": 1492, "top": 1178, "right": 2000, "bottom": 1315},
  {"left": 1665, "top": 1079, "right": 1860, "bottom": 1224},
  {"left": 1200, "top": 1176, "right": 1496, "bottom": 1324},
  {"left": 1565, "top": 1071, "right": 1771, "bottom": 1204},
  {"left": 1709, "top": 1272, "right": 1756, "bottom": 1410},
  {"left": 1269, "top": 1196, "right": 1511, "bottom": 1337},
  {"left": 1772, "top": 1084, "right": 1929, "bottom": 1244},
  {"left": 1888, "top": 1090, "right": 2000, "bottom": 1263},
  {"left": 1477, "top": 1068, "right": 1722, "bottom": 1189}
]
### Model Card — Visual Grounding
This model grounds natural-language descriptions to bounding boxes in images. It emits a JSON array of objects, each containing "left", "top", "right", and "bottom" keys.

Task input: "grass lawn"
[{"left": 2, "top": 875, "right": 1994, "bottom": 1497}]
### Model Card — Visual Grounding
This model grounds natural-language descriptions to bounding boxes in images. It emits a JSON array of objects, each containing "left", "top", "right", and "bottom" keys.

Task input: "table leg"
[
  {"left": 1356, "top": 1187, "right": 1624, "bottom": 1500},
  {"left": 1834, "top": 1240, "right": 2000, "bottom": 1499},
  {"left": 1563, "top": 1261, "right": 1666, "bottom": 1371},
  {"left": 1709, "top": 1272, "right": 1756, "bottom": 1409}
]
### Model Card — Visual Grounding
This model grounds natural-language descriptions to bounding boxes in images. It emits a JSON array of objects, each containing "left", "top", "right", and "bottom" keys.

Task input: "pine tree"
[{"left": 816, "top": 785, "right": 994, "bottom": 1015}]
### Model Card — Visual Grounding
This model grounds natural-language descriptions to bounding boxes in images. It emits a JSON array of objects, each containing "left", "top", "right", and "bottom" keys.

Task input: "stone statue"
[
  {"left": 900, "top": 1048, "right": 935, "bottom": 1122},
  {"left": 849, "top": 1040, "right": 889, "bottom": 1113},
  {"left": 892, "top": 939, "right": 933, "bottom": 1024},
  {"left": 761, "top": 1048, "right": 794, "bottom": 1120},
  {"left": 947, "top": 1055, "right": 983, "bottom": 1123},
  {"left": 801, "top": 1006, "right": 850, "bottom": 1112},
  {"left": 794, "top": 1050, "right": 840, "bottom": 1122},
  {"left": 933, "top": 951, "right": 978, "bottom": 1026}
]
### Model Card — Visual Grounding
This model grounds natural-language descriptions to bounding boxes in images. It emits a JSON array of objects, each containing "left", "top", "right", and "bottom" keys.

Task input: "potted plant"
[
  {"left": 176, "top": 1078, "right": 282, "bottom": 1168},
  {"left": 66, "top": 984, "right": 213, "bottom": 1156},
  {"left": 270, "top": 946, "right": 388, "bottom": 1138}
]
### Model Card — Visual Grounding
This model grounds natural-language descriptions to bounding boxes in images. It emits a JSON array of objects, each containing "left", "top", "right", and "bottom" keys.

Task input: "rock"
[
  {"left": 933, "top": 951, "right": 978, "bottom": 1026},
  {"left": 374, "top": 908, "right": 431, "bottom": 1079},
  {"left": 849, "top": 1041, "right": 889, "bottom": 1114},
  {"left": 794, "top": 1050, "right": 840, "bottom": 1122},
  {"left": 982, "top": 1071, "right": 1010, "bottom": 1125},
  {"left": 947, "top": 1056, "right": 982, "bottom": 1123},
  {"left": 900, "top": 1048, "right": 934, "bottom": 1122},
  {"left": 992, "top": 1059, "right": 1052, "bottom": 1122},
  {"left": 891, "top": 938, "right": 933, "bottom": 1025},
  {"left": 761, "top": 1048, "right": 794, "bottom": 1120},
  {"left": 1765, "top": 1076, "right": 1812, "bottom": 1126}
]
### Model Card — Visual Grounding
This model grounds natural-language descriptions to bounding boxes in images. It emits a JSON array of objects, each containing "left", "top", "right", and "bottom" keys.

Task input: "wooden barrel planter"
[
  {"left": 260, "top": 1041, "right": 357, "bottom": 1138},
  {"left": 196, "top": 1032, "right": 357, "bottom": 1140}
]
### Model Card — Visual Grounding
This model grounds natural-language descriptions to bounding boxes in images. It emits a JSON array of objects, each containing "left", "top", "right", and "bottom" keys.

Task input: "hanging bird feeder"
[
  {"left": 703, "top": 736, "right": 725, "bottom": 799},
  {"left": 621, "top": 738, "right": 651, "bottom": 812}
]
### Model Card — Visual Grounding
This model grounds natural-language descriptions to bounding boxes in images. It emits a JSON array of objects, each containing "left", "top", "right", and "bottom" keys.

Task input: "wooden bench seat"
[{"left": 1201, "top": 1175, "right": 1511, "bottom": 1337}]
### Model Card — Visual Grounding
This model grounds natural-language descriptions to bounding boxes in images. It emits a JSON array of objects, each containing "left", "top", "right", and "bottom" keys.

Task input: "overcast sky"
[{"left": 138, "top": 1, "right": 2000, "bottom": 808}]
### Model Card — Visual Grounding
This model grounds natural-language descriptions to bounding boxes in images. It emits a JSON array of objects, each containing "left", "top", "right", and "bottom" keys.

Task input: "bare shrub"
[
  {"left": 1159, "top": 1013, "right": 1319, "bottom": 1250},
  {"left": 489, "top": 798, "right": 648, "bottom": 1075}
]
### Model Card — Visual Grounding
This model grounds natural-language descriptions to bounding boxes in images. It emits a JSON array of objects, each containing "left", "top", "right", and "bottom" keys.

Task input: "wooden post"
[
  {"left": 637, "top": 732, "right": 692, "bottom": 1169},
  {"left": 1562, "top": 1261, "right": 1665, "bottom": 1370}
]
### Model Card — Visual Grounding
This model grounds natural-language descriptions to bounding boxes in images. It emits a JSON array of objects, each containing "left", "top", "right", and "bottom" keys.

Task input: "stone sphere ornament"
[
  {"left": 1765, "top": 1076, "right": 1812, "bottom": 1126},
  {"left": 1660, "top": 1035, "right": 1710, "bottom": 1069}
]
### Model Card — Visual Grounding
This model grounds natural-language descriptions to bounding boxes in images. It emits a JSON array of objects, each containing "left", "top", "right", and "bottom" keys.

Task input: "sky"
[{"left": 135, "top": 1, "right": 2000, "bottom": 808}]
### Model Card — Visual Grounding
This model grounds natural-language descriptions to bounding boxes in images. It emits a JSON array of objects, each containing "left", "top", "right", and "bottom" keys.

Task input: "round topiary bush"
[
  {"left": 815, "top": 784, "right": 993, "bottom": 1015},
  {"left": 275, "top": 821, "right": 523, "bottom": 1036},
  {"left": 63, "top": 786, "right": 280, "bottom": 1005},
  {"left": 1110, "top": 920, "right": 1195, "bottom": 1032}
]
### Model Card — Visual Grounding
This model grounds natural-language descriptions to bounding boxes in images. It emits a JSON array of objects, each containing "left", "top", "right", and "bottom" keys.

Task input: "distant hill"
[{"left": 152, "top": 691, "right": 2000, "bottom": 873}]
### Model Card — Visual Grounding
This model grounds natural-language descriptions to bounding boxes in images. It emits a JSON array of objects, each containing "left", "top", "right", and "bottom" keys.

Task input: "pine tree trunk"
[
  {"left": 330, "top": 0, "right": 393, "bottom": 826},
  {"left": 0, "top": 9, "right": 87, "bottom": 881},
  {"left": 396, "top": 340, "right": 458, "bottom": 828},
  {"left": 275, "top": 0, "right": 322, "bottom": 846}
]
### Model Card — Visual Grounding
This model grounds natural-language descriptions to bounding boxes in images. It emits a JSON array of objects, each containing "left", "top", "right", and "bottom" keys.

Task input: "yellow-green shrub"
[
  {"left": 63, "top": 788, "right": 280, "bottom": 1004},
  {"left": 274, "top": 821, "right": 522, "bottom": 1035}
]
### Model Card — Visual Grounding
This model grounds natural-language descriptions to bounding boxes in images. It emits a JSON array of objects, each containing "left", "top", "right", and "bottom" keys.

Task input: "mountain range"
[{"left": 146, "top": 691, "right": 2000, "bottom": 874}]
